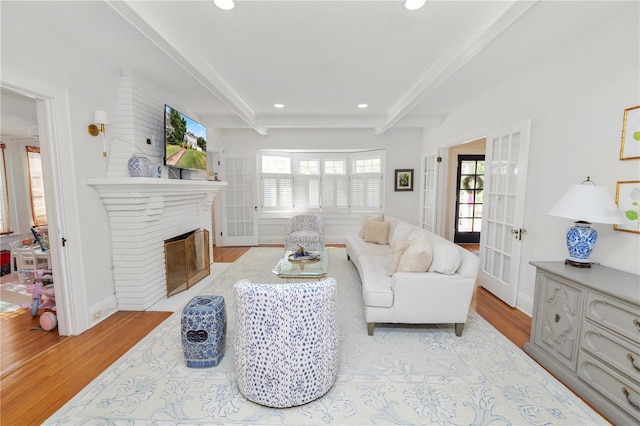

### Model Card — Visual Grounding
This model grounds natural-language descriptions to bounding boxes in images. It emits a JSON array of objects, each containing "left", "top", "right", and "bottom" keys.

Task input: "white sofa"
[{"left": 345, "top": 215, "right": 480, "bottom": 337}]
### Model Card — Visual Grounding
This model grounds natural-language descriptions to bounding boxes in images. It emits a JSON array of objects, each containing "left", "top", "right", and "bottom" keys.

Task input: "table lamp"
[{"left": 548, "top": 177, "right": 623, "bottom": 268}]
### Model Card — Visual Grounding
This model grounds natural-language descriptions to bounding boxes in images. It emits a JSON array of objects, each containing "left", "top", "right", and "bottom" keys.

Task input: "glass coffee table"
[{"left": 272, "top": 249, "right": 329, "bottom": 279}]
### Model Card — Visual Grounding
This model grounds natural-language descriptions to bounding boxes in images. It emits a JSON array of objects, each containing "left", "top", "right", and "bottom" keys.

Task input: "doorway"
[
  {"left": 0, "top": 88, "right": 65, "bottom": 377},
  {"left": 454, "top": 155, "right": 485, "bottom": 244}
]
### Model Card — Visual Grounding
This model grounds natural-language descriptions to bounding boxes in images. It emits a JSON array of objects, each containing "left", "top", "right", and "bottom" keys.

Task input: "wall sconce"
[{"left": 88, "top": 110, "right": 109, "bottom": 157}]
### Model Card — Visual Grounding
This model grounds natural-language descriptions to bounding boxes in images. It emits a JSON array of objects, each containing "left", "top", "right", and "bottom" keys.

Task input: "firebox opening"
[{"left": 164, "top": 229, "right": 210, "bottom": 297}]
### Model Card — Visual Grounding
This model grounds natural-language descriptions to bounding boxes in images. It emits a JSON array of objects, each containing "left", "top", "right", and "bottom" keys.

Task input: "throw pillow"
[
  {"left": 397, "top": 236, "right": 433, "bottom": 273},
  {"left": 359, "top": 213, "right": 384, "bottom": 239},
  {"left": 428, "top": 243, "right": 462, "bottom": 274},
  {"left": 387, "top": 221, "right": 415, "bottom": 247},
  {"left": 387, "top": 240, "right": 412, "bottom": 276},
  {"left": 364, "top": 220, "right": 390, "bottom": 245}
]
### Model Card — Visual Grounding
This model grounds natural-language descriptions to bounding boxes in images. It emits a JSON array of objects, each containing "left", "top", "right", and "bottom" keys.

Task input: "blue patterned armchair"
[
  {"left": 283, "top": 214, "right": 324, "bottom": 252},
  {"left": 233, "top": 278, "right": 338, "bottom": 408}
]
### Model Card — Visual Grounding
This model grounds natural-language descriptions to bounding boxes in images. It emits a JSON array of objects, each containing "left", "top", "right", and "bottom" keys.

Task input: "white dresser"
[{"left": 526, "top": 261, "right": 640, "bottom": 425}]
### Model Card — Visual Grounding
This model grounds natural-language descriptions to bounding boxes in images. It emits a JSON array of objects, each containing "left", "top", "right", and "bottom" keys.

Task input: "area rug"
[
  {"left": 0, "top": 280, "right": 32, "bottom": 313},
  {"left": 46, "top": 247, "right": 607, "bottom": 425}
]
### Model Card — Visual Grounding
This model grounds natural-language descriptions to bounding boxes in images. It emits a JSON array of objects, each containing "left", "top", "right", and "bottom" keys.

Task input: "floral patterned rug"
[{"left": 46, "top": 247, "right": 607, "bottom": 425}]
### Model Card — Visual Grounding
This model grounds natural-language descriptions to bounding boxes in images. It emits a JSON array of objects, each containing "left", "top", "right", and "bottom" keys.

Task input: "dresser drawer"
[
  {"left": 578, "top": 350, "right": 640, "bottom": 422},
  {"left": 582, "top": 321, "right": 640, "bottom": 380},
  {"left": 585, "top": 292, "right": 640, "bottom": 344}
]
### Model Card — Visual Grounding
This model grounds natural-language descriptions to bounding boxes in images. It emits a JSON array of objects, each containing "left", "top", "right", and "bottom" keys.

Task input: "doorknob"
[{"left": 511, "top": 228, "right": 527, "bottom": 240}]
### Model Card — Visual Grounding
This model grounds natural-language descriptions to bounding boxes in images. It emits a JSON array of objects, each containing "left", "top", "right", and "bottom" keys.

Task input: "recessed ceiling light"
[
  {"left": 405, "top": 0, "right": 426, "bottom": 11},
  {"left": 214, "top": 0, "right": 235, "bottom": 11},
  {"left": 274, "top": 103, "right": 285, "bottom": 108},
  {"left": 358, "top": 104, "right": 368, "bottom": 109}
]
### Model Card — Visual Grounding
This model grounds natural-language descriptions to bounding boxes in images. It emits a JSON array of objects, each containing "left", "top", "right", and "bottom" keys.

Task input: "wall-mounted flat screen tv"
[{"left": 164, "top": 104, "right": 207, "bottom": 172}]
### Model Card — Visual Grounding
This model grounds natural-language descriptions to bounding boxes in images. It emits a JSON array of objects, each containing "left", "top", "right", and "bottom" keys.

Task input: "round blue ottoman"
[{"left": 181, "top": 295, "right": 226, "bottom": 368}]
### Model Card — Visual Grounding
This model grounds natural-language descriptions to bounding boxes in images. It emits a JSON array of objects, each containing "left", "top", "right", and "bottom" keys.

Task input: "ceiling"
[{"left": 1, "top": 1, "right": 632, "bottom": 139}]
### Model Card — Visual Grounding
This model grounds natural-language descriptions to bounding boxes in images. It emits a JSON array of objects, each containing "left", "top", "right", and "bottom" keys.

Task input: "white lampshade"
[
  {"left": 214, "top": 0, "right": 235, "bottom": 10},
  {"left": 405, "top": 0, "right": 426, "bottom": 10},
  {"left": 549, "top": 181, "right": 623, "bottom": 225},
  {"left": 94, "top": 110, "right": 109, "bottom": 125}
]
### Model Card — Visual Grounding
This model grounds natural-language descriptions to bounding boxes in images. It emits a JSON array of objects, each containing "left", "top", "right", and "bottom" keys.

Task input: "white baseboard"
[
  {"left": 88, "top": 295, "right": 118, "bottom": 327},
  {"left": 517, "top": 292, "right": 534, "bottom": 317}
]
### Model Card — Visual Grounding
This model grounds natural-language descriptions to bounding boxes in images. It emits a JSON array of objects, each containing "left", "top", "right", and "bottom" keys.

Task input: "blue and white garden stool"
[{"left": 181, "top": 295, "right": 226, "bottom": 368}]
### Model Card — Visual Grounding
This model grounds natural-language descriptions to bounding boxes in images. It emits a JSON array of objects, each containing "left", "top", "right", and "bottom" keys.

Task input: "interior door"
[
  {"left": 220, "top": 155, "right": 258, "bottom": 246},
  {"left": 478, "top": 119, "right": 531, "bottom": 307},
  {"left": 419, "top": 151, "right": 440, "bottom": 233}
]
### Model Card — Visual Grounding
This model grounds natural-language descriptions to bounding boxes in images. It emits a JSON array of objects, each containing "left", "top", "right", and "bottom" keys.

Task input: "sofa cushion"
[
  {"left": 398, "top": 236, "right": 433, "bottom": 272},
  {"left": 359, "top": 214, "right": 384, "bottom": 239},
  {"left": 360, "top": 255, "right": 394, "bottom": 308},
  {"left": 428, "top": 242, "right": 462, "bottom": 274},
  {"left": 387, "top": 239, "right": 413, "bottom": 276},
  {"left": 364, "top": 220, "right": 390, "bottom": 245},
  {"left": 388, "top": 221, "right": 416, "bottom": 247},
  {"left": 407, "top": 228, "right": 429, "bottom": 241}
]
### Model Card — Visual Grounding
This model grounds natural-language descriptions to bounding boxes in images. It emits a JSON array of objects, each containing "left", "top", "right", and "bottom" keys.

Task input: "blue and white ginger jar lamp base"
[{"left": 565, "top": 221, "right": 597, "bottom": 267}]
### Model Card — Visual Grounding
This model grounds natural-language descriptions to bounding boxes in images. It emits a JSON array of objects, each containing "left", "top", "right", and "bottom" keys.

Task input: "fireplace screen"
[{"left": 165, "top": 229, "right": 210, "bottom": 297}]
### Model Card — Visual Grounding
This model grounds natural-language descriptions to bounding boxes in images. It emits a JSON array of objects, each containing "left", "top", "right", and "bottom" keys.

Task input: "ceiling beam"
[
  {"left": 374, "top": 0, "right": 539, "bottom": 135},
  {"left": 106, "top": 0, "right": 268, "bottom": 136}
]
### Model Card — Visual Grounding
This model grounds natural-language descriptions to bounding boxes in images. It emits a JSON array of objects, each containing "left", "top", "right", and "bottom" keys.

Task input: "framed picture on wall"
[
  {"left": 394, "top": 169, "right": 414, "bottom": 191},
  {"left": 614, "top": 180, "right": 640, "bottom": 234},
  {"left": 620, "top": 105, "right": 640, "bottom": 160}
]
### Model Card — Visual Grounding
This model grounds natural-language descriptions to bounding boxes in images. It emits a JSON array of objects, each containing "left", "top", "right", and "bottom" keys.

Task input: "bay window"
[{"left": 259, "top": 150, "right": 384, "bottom": 214}]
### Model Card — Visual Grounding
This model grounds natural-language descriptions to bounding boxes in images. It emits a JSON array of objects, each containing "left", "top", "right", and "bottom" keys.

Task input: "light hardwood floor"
[{"left": 1, "top": 244, "right": 532, "bottom": 425}]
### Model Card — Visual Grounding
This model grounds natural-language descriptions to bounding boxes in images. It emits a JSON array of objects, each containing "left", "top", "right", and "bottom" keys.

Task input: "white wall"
[{"left": 423, "top": 8, "right": 640, "bottom": 314}]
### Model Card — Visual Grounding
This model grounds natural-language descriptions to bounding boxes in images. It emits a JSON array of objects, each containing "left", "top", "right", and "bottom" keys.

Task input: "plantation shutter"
[
  {"left": 350, "top": 175, "right": 381, "bottom": 213},
  {"left": 293, "top": 175, "right": 321, "bottom": 211},
  {"left": 262, "top": 175, "right": 293, "bottom": 211},
  {"left": 322, "top": 176, "right": 349, "bottom": 213}
]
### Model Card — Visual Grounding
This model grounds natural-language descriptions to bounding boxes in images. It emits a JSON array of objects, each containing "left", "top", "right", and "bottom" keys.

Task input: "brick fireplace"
[{"left": 88, "top": 177, "right": 226, "bottom": 310}]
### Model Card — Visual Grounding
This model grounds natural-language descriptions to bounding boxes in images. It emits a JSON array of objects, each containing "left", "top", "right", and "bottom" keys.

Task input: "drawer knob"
[
  {"left": 554, "top": 313, "right": 561, "bottom": 323},
  {"left": 622, "top": 387, "right": 640, "bottom": 411},
  {"left": 634, "top": 319, "right": 640, "bottom": 332},
  {"left": 628, "top": 354, "right": 640, "bottom": 372}
]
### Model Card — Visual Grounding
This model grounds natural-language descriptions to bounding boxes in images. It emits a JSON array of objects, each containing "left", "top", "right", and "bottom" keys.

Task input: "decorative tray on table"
[{"left": 288, "top": 253, "right": 320, "bottom": 262}]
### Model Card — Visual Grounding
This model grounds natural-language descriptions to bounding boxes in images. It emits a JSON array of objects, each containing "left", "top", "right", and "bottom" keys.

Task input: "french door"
[
  {"left": 419, "top": 150, "right": 444, "bottom": 234},
  {"left": 220, "top": 155, "right": 259, "bottom": 246},
  {"left": 478, "top": 119, "right": 531, "bottom": 307}
]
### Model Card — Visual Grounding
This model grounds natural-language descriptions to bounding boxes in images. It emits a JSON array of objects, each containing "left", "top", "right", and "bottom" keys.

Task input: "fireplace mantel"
[
  {"left": 87, "top": 177, "right": 227, "bottom": 195},
  {"left": 88, "top": 177, "right": 226, "bottom": 310}
]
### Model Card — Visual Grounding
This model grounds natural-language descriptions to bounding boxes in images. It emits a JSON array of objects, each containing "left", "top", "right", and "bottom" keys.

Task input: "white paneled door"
[
  {"left": 420, "top": 151, "right": 440, "bottom": 233},
  {"left": 478, "top": 119, "right": 531, "bottom": 307},
  {"left": 220, "top": 155, "right": 259, "bottom": 246}
]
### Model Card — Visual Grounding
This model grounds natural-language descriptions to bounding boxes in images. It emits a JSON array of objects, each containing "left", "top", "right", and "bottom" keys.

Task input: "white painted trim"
[
  {"left": 88, "top": 295, "right": 118, "bottom": 327},
  {"left": 1, "top": 67, "right": 89, "bottom": 335}
]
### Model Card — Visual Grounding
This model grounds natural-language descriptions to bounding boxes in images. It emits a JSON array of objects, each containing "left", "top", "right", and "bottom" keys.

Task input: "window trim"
[
  {"left": 26, "top": 145, "right": 47, "bottom": 227},
  {"left": 0, "top": 143, "right": 11, "bottom": 235}
]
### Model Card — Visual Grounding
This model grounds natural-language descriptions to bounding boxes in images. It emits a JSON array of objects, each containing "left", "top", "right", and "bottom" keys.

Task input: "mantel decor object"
[
  {"left": 128, "top": 155, "right": 152, "bottom": 177},
  {"left": 549, "top": 177, "right": 624, "bottom": 267}
]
